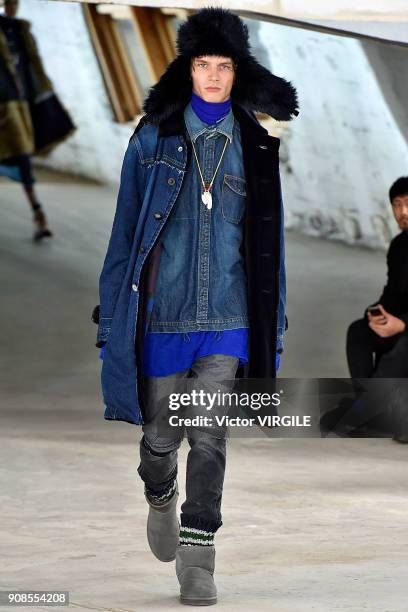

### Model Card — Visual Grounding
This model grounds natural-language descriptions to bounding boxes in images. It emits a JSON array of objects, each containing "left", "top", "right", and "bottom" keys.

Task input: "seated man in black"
[{"left": 346, "top": 176, "right": 408, "bottom": 441}]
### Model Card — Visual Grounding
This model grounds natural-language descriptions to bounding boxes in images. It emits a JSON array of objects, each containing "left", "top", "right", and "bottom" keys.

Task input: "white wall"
[{"left": 258, "top": 21, "right": 408, "bottom": 248}]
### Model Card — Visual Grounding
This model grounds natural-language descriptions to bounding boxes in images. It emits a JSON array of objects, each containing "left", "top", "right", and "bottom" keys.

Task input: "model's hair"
[{"left": 389, "top": 177, "right": 408, "bottom": 203}]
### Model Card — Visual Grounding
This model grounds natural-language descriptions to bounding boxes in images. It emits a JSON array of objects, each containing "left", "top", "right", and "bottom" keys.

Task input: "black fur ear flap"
[
  {"left": 233, "top": 57, "right": 299, "bottom": 121},
  {"left": 143, "top": 56, "right": 192, "bottom": 125}
]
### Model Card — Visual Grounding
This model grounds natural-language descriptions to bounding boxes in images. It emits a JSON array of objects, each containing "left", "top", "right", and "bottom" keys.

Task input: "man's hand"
[{"left": 368, "top": 304, "right": 406, "bottom": 337}]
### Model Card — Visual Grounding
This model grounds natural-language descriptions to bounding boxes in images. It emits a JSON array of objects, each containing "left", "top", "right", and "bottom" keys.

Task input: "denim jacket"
[
  {"left": 97, "top": 117, "right": 286, "bottom": 351},
  {"left": 147, "top": 102, "right": 248, "bottom": 332}
]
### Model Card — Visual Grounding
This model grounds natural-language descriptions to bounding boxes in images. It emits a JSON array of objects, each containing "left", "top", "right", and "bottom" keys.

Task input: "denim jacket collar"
[{"left": 184, "top": 101, "right": 234, "bottom": 143}]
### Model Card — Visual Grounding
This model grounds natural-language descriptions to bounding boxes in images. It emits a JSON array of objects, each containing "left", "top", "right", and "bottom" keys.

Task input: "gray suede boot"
[
  {"left": 145, "top": 481, "right": 179, "bottom": 562},
  {"left": 176, "top": 545, "right": 217, "bottom": 606}
]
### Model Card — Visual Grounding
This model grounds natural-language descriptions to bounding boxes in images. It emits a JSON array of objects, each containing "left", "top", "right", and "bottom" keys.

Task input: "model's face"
[
  {"left": 5, "top": 0, "right": 19, "bottom": 17},
  {"left": 191, "top": 55, "right": 235, "bottom": 103},
  {"left": 391, "top": 194, "right": 408, "bottom": 231}
]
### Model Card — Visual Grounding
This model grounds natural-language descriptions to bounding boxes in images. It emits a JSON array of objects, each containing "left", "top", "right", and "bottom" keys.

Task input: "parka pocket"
[{"left": 221, "top": 174, "right": 247, "bottom": 224}]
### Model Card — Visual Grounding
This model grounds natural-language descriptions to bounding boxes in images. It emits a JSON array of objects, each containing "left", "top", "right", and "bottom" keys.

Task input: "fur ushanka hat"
[{"left": 143, "top": 7, "right": 299, "bottom": 125}]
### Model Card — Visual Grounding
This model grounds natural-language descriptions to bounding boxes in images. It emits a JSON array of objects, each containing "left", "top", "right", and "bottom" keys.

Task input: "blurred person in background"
[{"left": 0, "top": 0, "right": 75, "bottom": 240}]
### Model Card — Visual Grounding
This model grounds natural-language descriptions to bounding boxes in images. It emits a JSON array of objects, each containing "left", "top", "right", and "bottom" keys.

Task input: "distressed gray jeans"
[{"left": 137, "top": 354, "right": 239, "bottom": 533}]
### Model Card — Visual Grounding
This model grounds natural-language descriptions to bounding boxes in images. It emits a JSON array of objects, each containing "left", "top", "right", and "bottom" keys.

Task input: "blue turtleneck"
[{"left": 190, "top": 91, "right": 231, "bottom": 125}]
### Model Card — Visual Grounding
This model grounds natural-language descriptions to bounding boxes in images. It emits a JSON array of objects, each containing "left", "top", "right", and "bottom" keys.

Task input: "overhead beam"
[{"left": 56, "top": 0, "right": 408, "bottom": 45}]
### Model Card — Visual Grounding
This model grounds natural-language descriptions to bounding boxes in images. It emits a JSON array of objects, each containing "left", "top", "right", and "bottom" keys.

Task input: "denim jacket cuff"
[{"left": 97, "top": 317, "right": 112, "bottom": 344}]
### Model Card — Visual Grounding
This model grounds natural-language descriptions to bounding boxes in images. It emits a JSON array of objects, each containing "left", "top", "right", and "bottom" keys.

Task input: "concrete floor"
[{"left": 1, "top": 173, "right": 407, "bottom": 611}]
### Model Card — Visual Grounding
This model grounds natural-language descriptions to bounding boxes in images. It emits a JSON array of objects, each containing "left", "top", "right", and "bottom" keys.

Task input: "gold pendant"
[{"left": 201, "top": 190, "right": 212, "bottom": 210}]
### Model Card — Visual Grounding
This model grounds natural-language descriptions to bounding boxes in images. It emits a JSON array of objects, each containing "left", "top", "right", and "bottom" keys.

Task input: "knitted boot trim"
[
  {"left": 179, "top": 526, "right": 215, "bottom": 546},
  {"left": 145, "top": 479, "right": 177, "bottom": 506}
]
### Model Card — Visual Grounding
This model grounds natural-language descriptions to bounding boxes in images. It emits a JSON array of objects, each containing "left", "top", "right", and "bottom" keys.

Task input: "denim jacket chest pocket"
[{"left": 221, "top": 174, "right": 247, "bottom": 224}]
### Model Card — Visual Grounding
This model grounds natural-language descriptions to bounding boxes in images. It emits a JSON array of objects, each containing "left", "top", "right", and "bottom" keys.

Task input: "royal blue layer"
[
  {"left": 190, "top": 91, "right": 231, "bottom": 125},
  {"left": 142, "top": 329, "right": 249, "bottom": 377},
  {"left": 98, "top": 333, "right": 281, "bottom": 373}
]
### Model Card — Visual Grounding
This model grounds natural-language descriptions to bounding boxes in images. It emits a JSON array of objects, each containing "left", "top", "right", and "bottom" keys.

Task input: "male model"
[{"left": 94, "top": 7, "right": 298, "bottom": 605}]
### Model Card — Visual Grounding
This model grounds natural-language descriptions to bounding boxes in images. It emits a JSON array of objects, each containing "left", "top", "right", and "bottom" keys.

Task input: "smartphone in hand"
[{"left": 367, "top": 305, "right": 382, "bottom": 317}]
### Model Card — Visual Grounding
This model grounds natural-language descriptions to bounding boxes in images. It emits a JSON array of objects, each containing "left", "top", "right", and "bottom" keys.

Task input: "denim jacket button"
[
  {"left": 178, "top": 146, "right": 183, "bottom": 152},
  {"left": 132, "top": 283, "right": 139, "bottom": 292},
  {"left": 167, "top": 177, "right": 176, "bottom": 186},
  {"left": 139, "top": 246, "right": 146, "bottom": 254},
  {"left": 154, "top": 212, "right": 163, "bottom": 220}
]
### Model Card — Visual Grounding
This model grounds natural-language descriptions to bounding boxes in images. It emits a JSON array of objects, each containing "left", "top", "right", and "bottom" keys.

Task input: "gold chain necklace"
[{"left": 191, "top": 136, "right": 229, "bottom": 210}]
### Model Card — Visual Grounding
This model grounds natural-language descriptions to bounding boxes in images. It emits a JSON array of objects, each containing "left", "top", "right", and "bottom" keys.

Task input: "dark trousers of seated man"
[
  {"left": 346, "top": 318, "right": 408, "bottom": 433},
  {"left": 347, "top": 318, "right": 408, "bottom": 378},
  {"left": 137, "top": 354, "right": 239, "bottom": 543}
]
